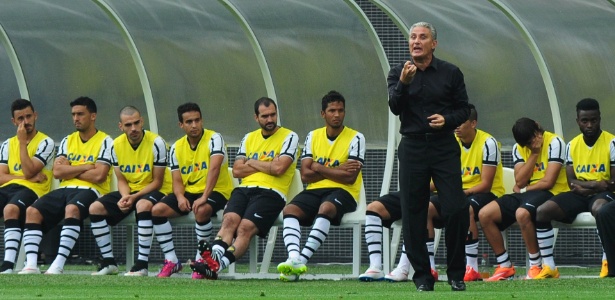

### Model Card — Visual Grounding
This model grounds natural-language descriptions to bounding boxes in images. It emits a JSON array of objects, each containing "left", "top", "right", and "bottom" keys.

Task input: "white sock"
[
  {"left": 426, "top": 239, "right": 435, "bottom": 269},
  {"left": 465, "top": 239, "right": 479, "bottom": 271},
  {"left": 364, "top": 214, "right": 383, "bottom": 270},
  {"left": 136, "top": 214, "right": 153, "bottom": 262},
  {"left": 22, "top": 227, "right": 42, "bottom": 268},
  {"left": 496, "top": 251, "right": 511, "bottom": 268},
  {"left": 397, "top": 244, "right": 410, "bottom": 271},
  {"left": 53, "top": 222, "right": 81, "bottom": 269},
  {"left": 300, "top": 216, "right": 330, "bottom": 263},
  {"left": 91, "top": 218, "right": 114, "bottom": 259},
  {"left": 282, "top": 217, "right": 301, "bottom": 259},
  {"left": 153, "top": 220, "right": 178, "bottom": 263},
  {"left": 536, "top": 228, "right": 555, "bottom": 269},
  {"left": 529, "top": 252, "right": 541, "bottom": 267},
  {"left": 3, "top": 226, "right": 22, "bottom": 264}
]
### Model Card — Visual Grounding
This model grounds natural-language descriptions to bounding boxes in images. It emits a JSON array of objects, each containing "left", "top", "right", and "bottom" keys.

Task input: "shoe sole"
[
  {"left": 92, "top": 268, "right": 119, "bottom": 276},
  {"left": 485, "top": 275, "right": 514, "bottom": 281},
  {"left": 358, "top": 276, "right": 384, "bottom": 282},
  {"left": 384, "top": 278, "right": 408, "bottom": 282},
  {"left": 279, "top": 274, "right": 299, "bottom": 282},
  {"left": 464, "top": 274, "right": 483, "bottom": 281},
  {"left": 534, "top": 275, "right": 560, "bottom": 279},
  {"left": 464, "top": 278, "right": 483, "bottom": 281}
]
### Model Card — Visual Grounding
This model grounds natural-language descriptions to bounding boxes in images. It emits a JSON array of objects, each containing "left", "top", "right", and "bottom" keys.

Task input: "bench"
[
  {"left": 14, "top": 168, "right": 232, "bottom": 272},
  {"left": 14, "top": 167, "right": 367, "bottom": 279},
  {"left": 384, "top": 167, "right": 597, "bottom": 275},
  {"left": 226, "top": 170, "right": 367, "bottom": 279}
]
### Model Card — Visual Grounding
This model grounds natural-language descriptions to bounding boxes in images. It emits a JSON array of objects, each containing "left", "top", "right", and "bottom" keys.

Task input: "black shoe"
[
  {"left": 449, "top": 280, "right": 466, "bottom": 291},
  {"left": 129, "top": 260, "right": 148, "bottom": 273},
  {"left": 189, "top": 260, "right": 219, "bottom": 280},
  {"left": 0, "top": 261, "right": 14, "bottom": 273},
  {"left": 197, "top": 239, "right": 212, "bottom": 256},
  {"left": 416, "top": 284, "right": 434, "bottom": 292},
  {"left": 197, "top": 240, "right": 221, "bottom": 272}
]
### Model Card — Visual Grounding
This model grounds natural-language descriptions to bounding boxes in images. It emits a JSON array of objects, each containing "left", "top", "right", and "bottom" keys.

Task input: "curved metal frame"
[
  {"left": 345, "top": 0, "right": 394, "bottom": 197},
  {"left": 367, "top": 0, "right": 407, "bottom": 197},
  {"left": 219, "top": 0, "right": 280, "bottom": 124},
  {"left": 351, "top": 0, "right": 401, "bottom": 275},
  {"left": 92, "top": 0, "right": 159, "bottom": 133},
  {"left": 488, "top": 0, "right": 562, "bottom": 136},
  {"left": 371, "top": 0, "right": 566, "bottom": 198},
  {"left": 0, "top": 22, "right": 29, "bottom": 99}
]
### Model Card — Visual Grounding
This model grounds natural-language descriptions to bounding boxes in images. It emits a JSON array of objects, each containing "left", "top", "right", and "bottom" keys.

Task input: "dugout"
[{"left": 1, "top": 0, "right": 614, "bottom": 270}]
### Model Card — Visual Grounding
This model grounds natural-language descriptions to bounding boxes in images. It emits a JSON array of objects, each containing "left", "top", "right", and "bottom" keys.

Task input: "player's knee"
[
  {"left": 477, "top": 207, "right": 491, "bottom": 223},
  {"left": 25, "top": 206, "right": 40, "bottom": 220},
  {"left": 65, "top": 204, "right": 81, "bottom": 219},
  {"left": 535, "top": 202, "right": 556, "bottom": 223},
  {"left": 3, "top": 204, "right": 21, "bottom": 219},
  {"left": 236, "top": 222, "right": 255, "bottom": 239},
  {"left": 366, "top": 201, "right": 379, "bottom": 211},
  {"left": 89, "top": 201, "right": 105, "bottom": 215},
  {"left": 428, "top": 203, "right": 439, "bottom": 219},
  {"left": 151, "top": 203, "right": 167, "bottom": 217},
  {"left": 195, "top": 205, "right": 213, "bottom": 222},
  {"left": 366, "top": 201, "right": 388, "bottom": 219},
  {"left": 318, "top": 202, "right": 337, "bottom": 217},
  {"left": 135, "top": 199, "right": 153, "bottom": 212},
  {"left": 220, "top": 213, "right": 240, "bottom": 230},
  {"left": 515, "top": 208, "right": 531, "bottom": 225},
  {"left": 282, "top": 204, "right": 302, "bottom": 216}
]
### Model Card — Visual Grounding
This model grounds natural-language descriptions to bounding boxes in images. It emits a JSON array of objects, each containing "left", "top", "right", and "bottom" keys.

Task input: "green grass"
[{"left": 0, "top": 265, "right": 613, "bottom": 299}]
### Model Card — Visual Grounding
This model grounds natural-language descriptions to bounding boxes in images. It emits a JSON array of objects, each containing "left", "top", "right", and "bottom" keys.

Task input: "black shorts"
[
  {"left": 0, "top": 184, "right": 38, "bottom": 215},
  {"left": 495, "top": 190, "right": 553, "bottom": 231},
  {"left": 159, "top": 191, "right": 227, "bottom": 216},
  {"left": 31, "top": 188, "right": 98, "bottom": 232},
  {"left": 224, "top": 187, "right": 285, "bottom": 238},
  {"left": 289, "top": 188, "right": 357, "bottom": 226},
  {"left": 431, "top": 192, "right": 496, "bottom": 228},
  {"left": 97, "top": 190, "right": 166, "bottom": 226},
  {"left": 550, "top": 191, "right": 615, "bottom": 223},
  {"left": 374, "top": 191, "right": 401, "bottom": 228}
]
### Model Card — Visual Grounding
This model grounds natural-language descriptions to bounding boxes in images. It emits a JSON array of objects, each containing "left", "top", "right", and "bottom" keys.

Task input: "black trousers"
[
  {"left": 398, "top": 133, "right": 469, "bottom": 287},
  {"left": 596, "top": 201, "right": 615, "bottom": 276}
]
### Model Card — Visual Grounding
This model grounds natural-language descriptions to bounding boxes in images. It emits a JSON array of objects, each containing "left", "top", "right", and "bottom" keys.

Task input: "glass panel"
[
  {"left": 230, "top": 0, "right": 389, "bottom": 146},
  {"left": 105, "top": 0, "right": 266, "bottom": 144},
  {"left": 499, "top": 0, "right": 615, "bottom": 141},
  {"left": 378, "top": 0, "right": 551, "bottom": 147},
  {"left": 0, "top": 0, "right": 144, "bottom": 142}
]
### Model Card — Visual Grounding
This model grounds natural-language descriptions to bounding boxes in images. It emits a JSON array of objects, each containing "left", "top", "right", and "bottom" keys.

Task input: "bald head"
[{"left": 119, "top": 105, "right": 141, "bottom": 120}]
